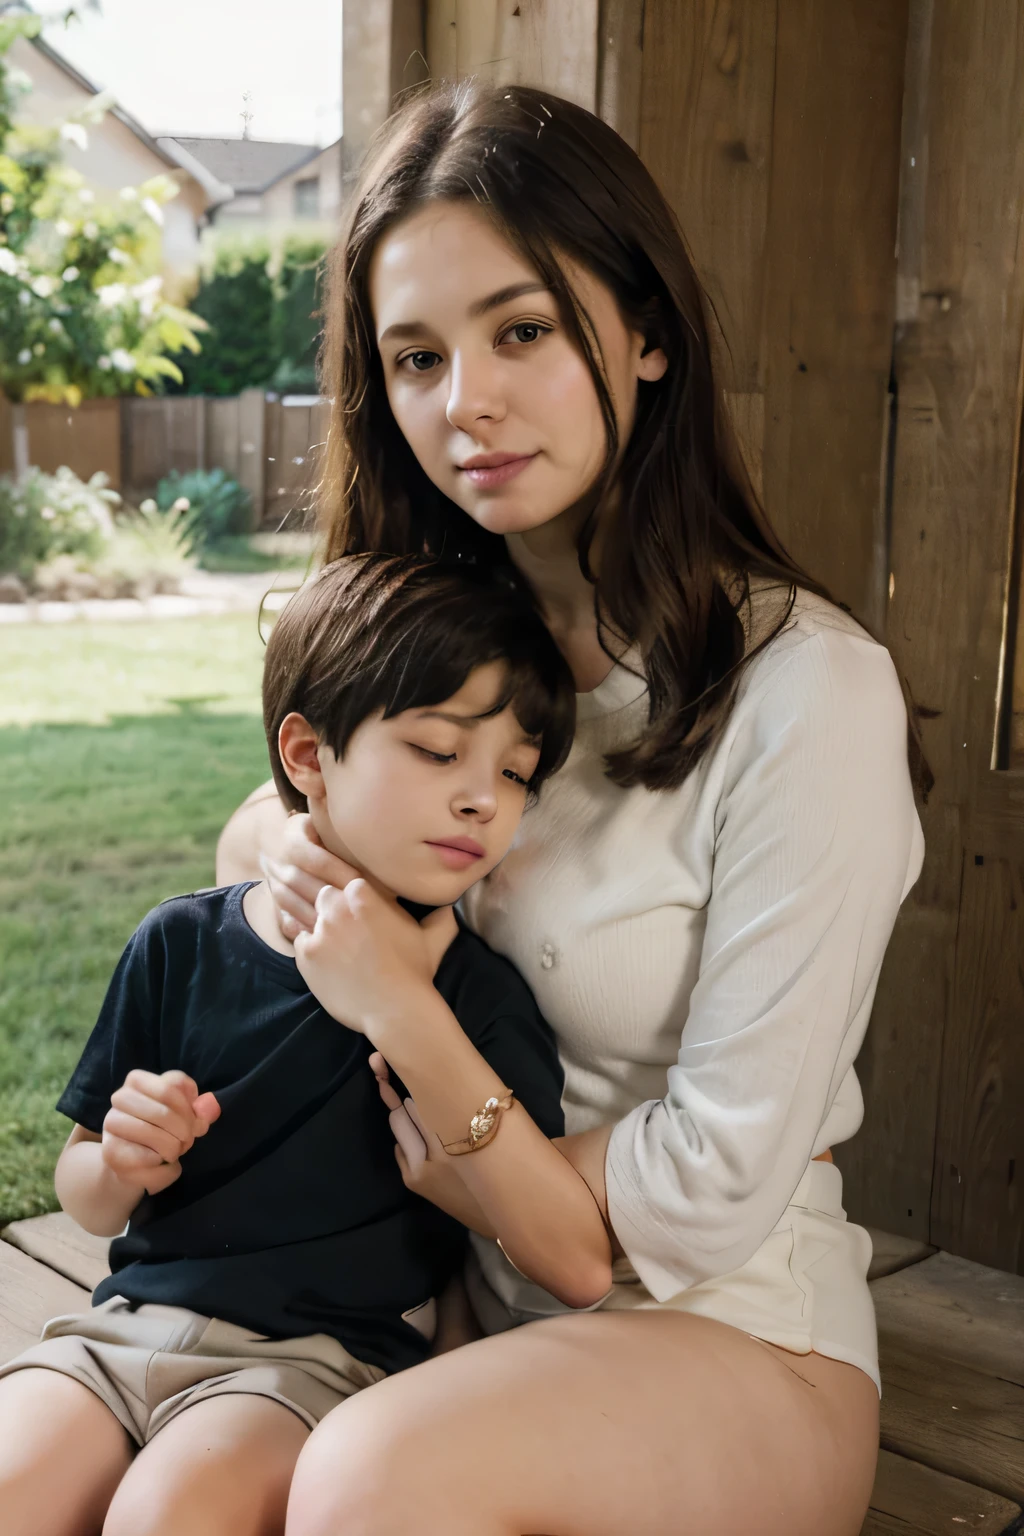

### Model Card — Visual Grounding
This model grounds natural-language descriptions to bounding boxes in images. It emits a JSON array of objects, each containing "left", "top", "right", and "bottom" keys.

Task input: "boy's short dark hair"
[{"left": 263, "top": 554, "right": 577, "bottom": 813}]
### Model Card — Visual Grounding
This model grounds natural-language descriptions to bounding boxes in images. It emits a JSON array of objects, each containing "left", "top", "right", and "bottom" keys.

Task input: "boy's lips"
[{"left": 425, "top": 836, "right": 486, "bottom": 871}]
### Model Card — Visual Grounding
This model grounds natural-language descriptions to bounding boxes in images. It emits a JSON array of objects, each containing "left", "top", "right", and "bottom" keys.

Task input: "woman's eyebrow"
[{"left": 378, "top": 282, "right": 551, "bottom": 345}]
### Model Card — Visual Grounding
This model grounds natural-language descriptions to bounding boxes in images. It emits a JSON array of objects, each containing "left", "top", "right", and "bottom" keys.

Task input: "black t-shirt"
[{"left": 57, "top": 883, "right": 564, "bottom": 1374}]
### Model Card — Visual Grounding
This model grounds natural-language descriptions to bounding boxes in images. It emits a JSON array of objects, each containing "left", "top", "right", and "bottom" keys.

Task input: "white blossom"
[
  {"left": 48, "top": 318, "right": 63, "bottom": 334},
  {"left": 141, "top": 197, "right": 164, "bottom": 226},
  {"left": 78, "top": 188, "right": 95, "bottom": 204},
  {"left": 110, "top": 347, "right": 136, "bottom": 372},
  {"left": 140, "top": 498, "right": 157, "bottom": 512},
  {"left": 83, "top": 220, "right": 99, "bottom": 239},
  {"left": 6, "top": 67, "right": 31, "bottom": 94},
  {"left": 107, "top": 247, "right": 131, "bottom": 266},
  {"left": 40, "top": 506, "right": 56, "bottom": 521},
  {"left": 97, "top": 283, "right": 128, "bottom": 309},
  {"left": 17, "top": 348, "right": 31, "bottom": 364},
  {"left": 97, "top": 355, "right": 112, "bottom": 370},
  {"left": 119, "top": 186, "right": 139, "bottom": 202},
  {"left": 55, "top": 219, "right": 74, "bottom": 237},
  {"left": 0, "top": 247, "right": 20, "bottom": 275},
  {"left": 61, "top": 266, "right": 80, "bottom": 283},
  {"left": 31, "top": 275, "right": 59, "bottom": 298},
  {"left": 60, "top": 122, "right": 89, "bottom": 151},
  {"left": 172, "top": 496, "right": 191, "bottom": 513},
  {"left": 17, "top": 288, "right": 31, "bottom": 307}
]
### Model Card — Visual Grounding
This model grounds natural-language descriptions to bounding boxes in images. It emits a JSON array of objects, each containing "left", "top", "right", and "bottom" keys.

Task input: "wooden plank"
[
  {"left": 872, "top": 1251, "right": 1024, "bottom": 1387},
  {"left": 759, "top": 0, "right": 907, "bottom": 621},
  {"left": 867, "top": 1227, "right": 937, "bottom": 1282},
  {"left": 0, "top": 1242, "right": 90, "bottom": 1366},
  {"left": 596, "top": 0, "right": 643, "bottom": 149},
  {"left": 878, "top": 1334, "right": 1024, "bottom": 1505},
  {"left": 426, "top": 0, "right": 600, "bottom": 112},
  {"left": 2, "top": 1213, "right": 110, "bottom": 1293},
  {"left": 862, "top": 1450, "right": 1021, "bottom": 1536},
  {"left": 637, "top": 0, "right": 776, "bottom": 502},
  {"left": 20, "top": 399, "right": 122, "bottom": 489}
]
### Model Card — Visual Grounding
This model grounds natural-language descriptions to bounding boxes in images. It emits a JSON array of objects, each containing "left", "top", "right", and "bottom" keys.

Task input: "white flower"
[
  {"left": 17, "top": 348, "right": 31, "bottom": 364},
  {"left": 97, "top": 283, "right": 128, "bottom": 309},
  {"left": 55, "top": 219, "right": 73, "bottom": 238},
  {"left": 119, "top": 186, "right": 139, "bottom": 202},
  {"left": 97, "top": 355, "right": 112, "bottom": 370},
  {"left": 172, "top": 496, "right": 191, "bottom": 513},
  {"left": 61, "top": 265, "right": 80, "bottom": 282},
  {"left": 17, "top": 288, "right": 31, "bottom": 307},
  {"left": 31, "top": 274, "right": 58, "bottom": 298},
  {"left": 60, "top": 122, "right": 89, "bottom": 151},
  {"left": 0, "top": 192, "right": 14, "bottom": 214},
  {"left": 0, "top": 247, "right": 19, "bottom": 275},
  {"left": 48, "top": 318, "right": 63, "bottom": 334},
  {"left": 110, "top": 347, "right": 135, "bottom": 372},
  {"left": 78, "top": 188, "right": 95, "bottom": 204},
  {"left": 141, "top": 197, "right": 164, "bottom": 227},
  {"left": 107, "top": 247, "right": 131, "bottom": 266},
  {"left": 133, "top": 275, "right": 163, "bottom": 298},
  {"left": 83, "top": 220, "right": 99, "bottom": 239},
  {"left": 140, "top": 497, "right": 157, "bottom": 512},
  {"left": 6, "top": 67, "right": 31, "bottom": 94},
  {"left": 40, "top": 506, "right": 56, "bottom": 521}
]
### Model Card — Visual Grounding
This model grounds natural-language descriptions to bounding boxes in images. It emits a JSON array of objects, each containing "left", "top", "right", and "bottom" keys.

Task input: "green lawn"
[{"left": 0, "top": 616, "right": 271, "bottom": 1224}]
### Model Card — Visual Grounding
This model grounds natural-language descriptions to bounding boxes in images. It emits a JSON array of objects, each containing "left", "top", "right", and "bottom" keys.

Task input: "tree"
[
  {"left": 0, "top": 12, "right": 206, "bottom": 416},
  {"left": 170, "top": 243, "right": 275, "bottom": 397}
]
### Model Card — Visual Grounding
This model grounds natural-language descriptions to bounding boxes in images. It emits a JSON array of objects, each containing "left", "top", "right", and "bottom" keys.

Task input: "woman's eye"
[
  {"left": 411, "top": 745, "right": 456, "bottom": 764},
  {"left": 500, "top": 322, "right": 550, "bottom": 347},
  {"left": 502, "top": 768, "right": 529, "bottom": 787},
  {"left": 399, "top": 350, "right": 441, "bottom": 373}
]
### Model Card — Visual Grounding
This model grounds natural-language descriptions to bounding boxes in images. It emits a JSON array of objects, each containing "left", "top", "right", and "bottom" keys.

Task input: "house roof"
[
  {"left": 28, "top": 33, "right": 182, "bottom": 174},
  {"left": 160, "top": 137, "right": 323, "bottom": 196}
]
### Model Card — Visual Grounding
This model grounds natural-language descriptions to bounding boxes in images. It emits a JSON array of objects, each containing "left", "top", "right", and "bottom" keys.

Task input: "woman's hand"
[
  {"left": 370, "top": 1053, "right": 497, "bottom": 1237},
  {"left": 294, "top": 880, "right": 457, "bottom": 1035},
  {"left": 259, "top": 813, "right": 359, "bottom": 941}
]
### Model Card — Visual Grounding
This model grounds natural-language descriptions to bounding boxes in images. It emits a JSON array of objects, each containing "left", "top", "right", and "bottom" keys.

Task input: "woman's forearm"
[
  {"left": 371, "top": 992, "right": 614, "bottom": 1309},
  {"left": 215, "top": 781, "right": 289, "bottom": 885},
  {"left": 55, "top": 1138, "right": 142, "bottom": 1237}
]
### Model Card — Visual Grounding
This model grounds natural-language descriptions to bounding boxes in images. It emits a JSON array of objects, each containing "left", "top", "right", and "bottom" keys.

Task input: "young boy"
[{"left": 0, "top": 553, "right": 576, "bottom": 1536}]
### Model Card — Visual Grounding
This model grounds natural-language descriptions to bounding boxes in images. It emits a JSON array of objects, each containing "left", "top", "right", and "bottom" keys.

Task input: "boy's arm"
[
  {"left": 55, "top": 1126, "right": 143, "bottom": 1237},
  {"left": 55, "top": 1071, "right": 221, "bottom": 1238}
]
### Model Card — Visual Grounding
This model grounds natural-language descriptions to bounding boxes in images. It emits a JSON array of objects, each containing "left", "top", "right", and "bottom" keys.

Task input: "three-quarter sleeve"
[{"left": 604, "top": 626, "right": 923, "bottom": 1301}]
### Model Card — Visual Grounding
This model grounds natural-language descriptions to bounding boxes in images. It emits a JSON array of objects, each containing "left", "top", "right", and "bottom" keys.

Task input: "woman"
[{"left": 219, "top": 81, "right": 924, "bottom": 1536}]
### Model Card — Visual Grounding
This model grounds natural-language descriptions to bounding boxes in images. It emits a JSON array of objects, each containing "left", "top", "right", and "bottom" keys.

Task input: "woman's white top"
[{"left": 461, "top": 588, "right": 924, "bottom": 1385}]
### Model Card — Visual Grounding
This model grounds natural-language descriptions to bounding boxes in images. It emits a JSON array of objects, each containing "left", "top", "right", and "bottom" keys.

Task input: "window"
[{"left": 294, "top": 177, "right": 320, "bottom": 219}]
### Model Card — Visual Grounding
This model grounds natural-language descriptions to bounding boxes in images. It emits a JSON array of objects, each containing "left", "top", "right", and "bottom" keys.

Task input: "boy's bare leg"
[
  {"left": 103, "top": 1393, "right": 309, "bottom": 1536},
  {"left": 0, "top": 1368, "right": 135, "bottom": 1536}
]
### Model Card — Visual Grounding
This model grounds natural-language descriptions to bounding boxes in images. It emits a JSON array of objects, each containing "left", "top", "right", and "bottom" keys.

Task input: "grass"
[
  {"left": 198, "top": 531, "right": 316, "bottom": 576},
  {"left": 0, "top": 615, "right": 271, "bottom": 1224}
]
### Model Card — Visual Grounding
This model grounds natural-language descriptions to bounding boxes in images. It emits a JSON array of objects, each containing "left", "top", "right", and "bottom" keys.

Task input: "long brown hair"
[{"left": 316, "top": 81, "right": 854, "bottom": 792}]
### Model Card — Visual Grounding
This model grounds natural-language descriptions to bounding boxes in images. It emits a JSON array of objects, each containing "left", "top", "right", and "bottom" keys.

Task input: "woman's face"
[{"left": 369, "top": 200, "right": 667, "bottom": 541}]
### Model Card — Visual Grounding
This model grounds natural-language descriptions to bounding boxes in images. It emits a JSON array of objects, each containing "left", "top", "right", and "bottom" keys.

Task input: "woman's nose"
[{"left": 445, "top": 351, "right": 506, "bottom": 432}]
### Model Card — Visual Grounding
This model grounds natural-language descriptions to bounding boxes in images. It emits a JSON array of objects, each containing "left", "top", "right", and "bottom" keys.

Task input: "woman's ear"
[
  {"left": 278, "top": 713, "right": 326, "bottom": 803},
  {"left": 634, "top": 299, "right": 669, "bottom": 383}
]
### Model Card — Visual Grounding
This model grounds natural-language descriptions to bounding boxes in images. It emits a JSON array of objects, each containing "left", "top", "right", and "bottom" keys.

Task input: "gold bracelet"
[{"left": 442, "top": 1089, "right": 515, "bottom": 1156}]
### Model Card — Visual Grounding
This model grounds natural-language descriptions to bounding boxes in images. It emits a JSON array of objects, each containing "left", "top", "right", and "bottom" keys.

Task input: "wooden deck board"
[
  {"left": 0, "top": 1241, "right": 90, "bottom": 1365},
  {"left": 862, "top": 1450, "right": 1021, "bottom": 1534},
  {"left": 867, "top": 1228, "right": 938, "bottom": 1282},
  {"left": 2, "top": 1212, "right": 111, "bottom": 1292},
  {"left": 872, "top": 1252, "right": 1024, "bottom": 1385}
]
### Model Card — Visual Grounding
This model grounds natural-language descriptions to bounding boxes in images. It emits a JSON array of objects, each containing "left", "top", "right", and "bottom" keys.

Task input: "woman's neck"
[{"left": 505, "top": 511, "right": 621, "bottom": 693}]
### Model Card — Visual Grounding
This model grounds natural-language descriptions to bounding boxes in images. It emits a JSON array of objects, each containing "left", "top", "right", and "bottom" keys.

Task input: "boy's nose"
[{"left": 453, "top": 787, "right": 497, "bottom": 822}]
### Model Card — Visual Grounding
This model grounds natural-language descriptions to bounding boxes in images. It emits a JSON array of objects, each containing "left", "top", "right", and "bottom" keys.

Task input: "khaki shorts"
[{"left": 0, "top": 1296, "right": 386, "bottom": 1445}]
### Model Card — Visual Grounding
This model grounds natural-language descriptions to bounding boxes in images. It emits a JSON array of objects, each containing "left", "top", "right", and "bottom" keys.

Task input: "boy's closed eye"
[{"left": 407, "top": 742, "right": 532, "bottom": 787}]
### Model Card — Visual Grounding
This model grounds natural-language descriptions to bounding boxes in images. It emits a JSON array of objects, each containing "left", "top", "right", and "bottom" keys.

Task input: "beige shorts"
[{"left": 0, "top": 1296, "right": 386, "bottom": 1445}]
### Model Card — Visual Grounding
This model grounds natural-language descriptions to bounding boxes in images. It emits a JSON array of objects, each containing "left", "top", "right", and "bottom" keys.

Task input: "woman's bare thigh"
[{"left": 285, "top": 1311, "right": 879, "bottom": 1536}]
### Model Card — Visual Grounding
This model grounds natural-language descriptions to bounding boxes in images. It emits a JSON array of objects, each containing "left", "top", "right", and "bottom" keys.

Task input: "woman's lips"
[
  {"left": 458, "top": 454, "right": 537, "bottom": 490},
  {"left": 425, "top": 839, "right": 485, "bottom": 871}
]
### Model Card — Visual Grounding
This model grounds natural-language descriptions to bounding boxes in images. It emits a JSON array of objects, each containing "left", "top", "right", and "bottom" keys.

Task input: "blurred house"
[
  {"left": 156, "top": 136, "right": 343, "bottom": 235},
  {"left": 8, "top": 32, "right": 225, "bottom": 277}
]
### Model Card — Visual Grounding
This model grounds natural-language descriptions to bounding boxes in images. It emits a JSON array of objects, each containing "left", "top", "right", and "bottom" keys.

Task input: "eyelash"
[
  {"left": 396, "top": 320, "right": 553, "bottom": 374},
  {"left": 411, "top": 745, "right": 530, "bottom": 787}
]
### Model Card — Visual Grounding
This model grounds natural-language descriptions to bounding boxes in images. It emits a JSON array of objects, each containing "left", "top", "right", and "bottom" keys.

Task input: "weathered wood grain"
[
  {"left": 2, "top": 1213, "right": 111, "bottom": 1294},
  {"left": 862, "top": 1450, "right": 1021, "bottom": 1536},
  {"left": 872, "top": 1251, "right": 1024, "bottom": 1386},
  {"left": 0, "top": 1242, "right": 90, "bottom": 1366},
  {"left": 867, "top": 1228, "right": 937, "bottom": 1283},
  {"left": 426, "top": 0, "right": 600, "bottom": 110}
]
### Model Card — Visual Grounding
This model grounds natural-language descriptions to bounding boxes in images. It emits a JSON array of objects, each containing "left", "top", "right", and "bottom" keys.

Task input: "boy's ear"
[{"left": 278, "top": 713, "right": 325, "bottom": 802}]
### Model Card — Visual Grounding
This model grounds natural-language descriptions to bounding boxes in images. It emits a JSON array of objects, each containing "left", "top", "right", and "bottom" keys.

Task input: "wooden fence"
[{"left": 0, "top": 391, "right": 331, "bottom": 530}]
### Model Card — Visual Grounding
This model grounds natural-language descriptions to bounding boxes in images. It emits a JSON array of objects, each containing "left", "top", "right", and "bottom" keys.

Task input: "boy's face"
[{"left": 287, "top": 662, "right": 543, "bottom": 906}]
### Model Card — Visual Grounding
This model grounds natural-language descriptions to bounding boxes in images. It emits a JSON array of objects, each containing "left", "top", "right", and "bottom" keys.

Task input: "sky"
[{"left": 31, "top": 0, "right": 343, "bottom": 146}]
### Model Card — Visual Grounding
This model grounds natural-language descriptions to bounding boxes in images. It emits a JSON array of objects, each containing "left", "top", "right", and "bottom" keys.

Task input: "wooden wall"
[{"left": 374, "top": 0, "right": 1024, "bottom": 1272}]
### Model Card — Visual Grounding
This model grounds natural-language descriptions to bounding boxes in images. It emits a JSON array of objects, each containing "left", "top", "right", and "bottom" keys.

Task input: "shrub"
[
  {"left": 171, "top": 245, "right": 275, "bottom": 397},
  {"left": 0, "top": 466, "right": 118, "bottom": 579},
  {"left": 270, "top": 237, "right": 325, "bottom": 395},
  {"left": 152, "top": 468, "right": 252, "bottom": 546}
]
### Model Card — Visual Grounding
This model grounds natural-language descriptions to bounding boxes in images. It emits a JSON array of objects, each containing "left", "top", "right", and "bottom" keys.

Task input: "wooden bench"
[{"left": 1, "top": 1216, "right": 1021, "bottom": 1533}]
